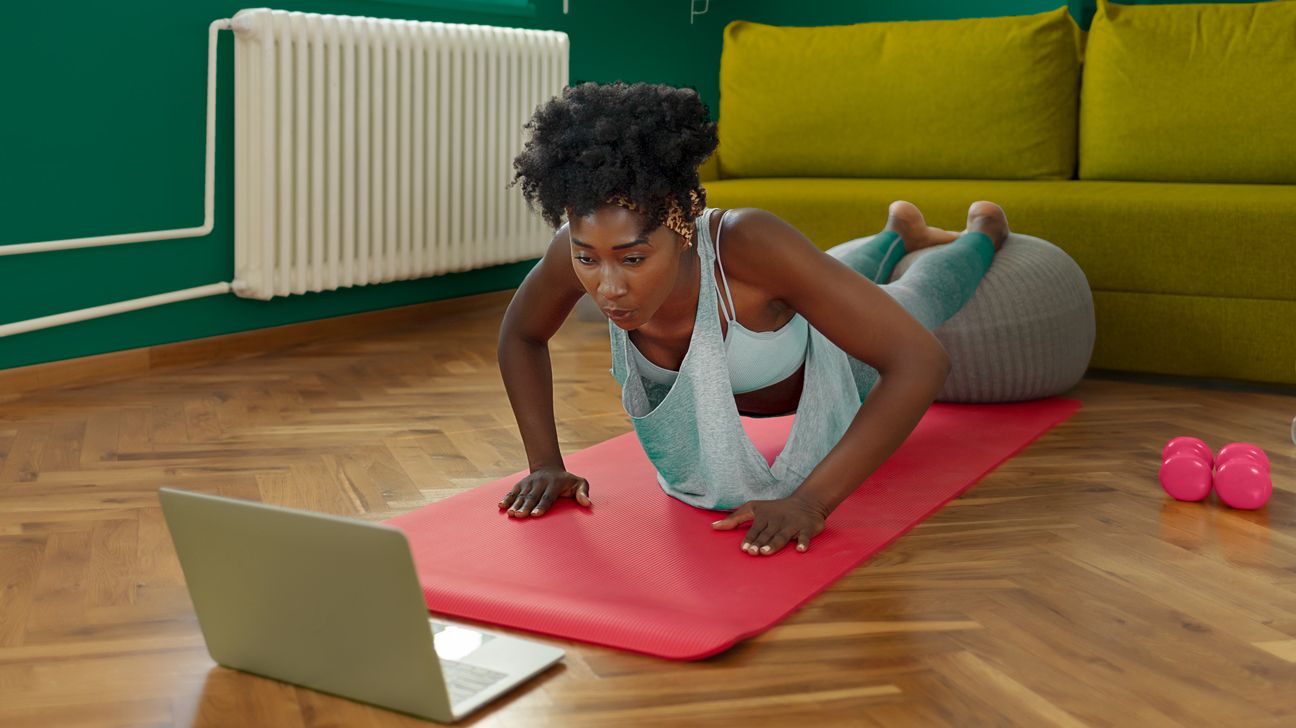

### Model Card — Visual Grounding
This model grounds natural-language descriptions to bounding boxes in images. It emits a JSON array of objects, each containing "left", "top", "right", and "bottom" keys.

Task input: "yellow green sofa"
[{"left": 700, "top": 0, "right": 1296, "bottom": 386}]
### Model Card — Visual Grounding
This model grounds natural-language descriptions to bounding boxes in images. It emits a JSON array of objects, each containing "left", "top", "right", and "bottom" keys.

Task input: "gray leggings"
[{"left": 825, "top": 229, "right": 995, "bottom": 397}]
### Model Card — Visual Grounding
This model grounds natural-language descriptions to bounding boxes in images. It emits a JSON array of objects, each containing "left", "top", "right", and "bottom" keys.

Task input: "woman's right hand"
[{"left": 498, "top": 467, "right": 592, "bottom": 517}]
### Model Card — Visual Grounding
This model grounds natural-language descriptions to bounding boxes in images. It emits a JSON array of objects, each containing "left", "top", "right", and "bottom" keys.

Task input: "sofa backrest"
[
  {"left": 716, "top": 6, "right": 1083, "bottom": 181},
  {"left": 1079, "top": 0, "right": 1296, "bottom": 184}
]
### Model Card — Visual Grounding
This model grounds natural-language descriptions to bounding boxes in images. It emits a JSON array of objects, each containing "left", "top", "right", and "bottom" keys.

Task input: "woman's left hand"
[{"left": 711, "top": 496, "right": 827, "bottom": 555}]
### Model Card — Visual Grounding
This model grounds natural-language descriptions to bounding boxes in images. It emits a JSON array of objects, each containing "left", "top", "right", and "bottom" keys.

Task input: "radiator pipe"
[{"left": 0, "top": 19, "right": 234, "bottom": 339}]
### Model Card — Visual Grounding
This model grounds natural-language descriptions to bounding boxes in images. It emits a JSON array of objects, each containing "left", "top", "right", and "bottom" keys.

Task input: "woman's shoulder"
[
  {"left": 709, "top": 207, "right": 808, "bottom": 283},
  {"left": 710, "top": 205, "right": 795, "bottom": 240}
]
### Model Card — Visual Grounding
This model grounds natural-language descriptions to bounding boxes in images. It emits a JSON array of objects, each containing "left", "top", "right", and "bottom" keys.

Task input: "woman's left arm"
[{"left": 709, "top": 209, "right": 950, "bottom": 555}]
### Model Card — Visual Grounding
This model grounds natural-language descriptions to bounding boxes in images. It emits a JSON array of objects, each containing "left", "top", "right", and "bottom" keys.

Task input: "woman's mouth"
[{"left": 605, "top": 308, "right": 636, "bottom": 321}]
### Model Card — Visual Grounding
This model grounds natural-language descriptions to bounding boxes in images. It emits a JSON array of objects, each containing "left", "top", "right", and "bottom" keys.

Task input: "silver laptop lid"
[{"left": 158, "top": 487, "right": 453, "bottom": 722}]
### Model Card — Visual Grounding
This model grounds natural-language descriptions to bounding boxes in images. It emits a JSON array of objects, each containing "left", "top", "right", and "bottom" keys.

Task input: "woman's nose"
[{"left": 597, "top": 273, "right": 627, "bottom": 300}]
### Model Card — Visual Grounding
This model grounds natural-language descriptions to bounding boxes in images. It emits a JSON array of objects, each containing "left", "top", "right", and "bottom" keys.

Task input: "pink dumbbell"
[
  {"left": 1213, "top": 442, "right": 1272, "bottom": 510},
  {"left": 1163, "top": 436, "right": 1214, "bottom": 466},
  {"left": 1159, "top": 437, "right": 1213, "bottom": 502},
  {"left": 1216, "top": 442, "right": 1269, "bottom": 474}
]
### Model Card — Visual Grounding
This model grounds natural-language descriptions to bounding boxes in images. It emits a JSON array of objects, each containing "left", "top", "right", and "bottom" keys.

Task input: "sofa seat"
[{"left": 704, "top": 177, "right": 1296, "bottom": 385}]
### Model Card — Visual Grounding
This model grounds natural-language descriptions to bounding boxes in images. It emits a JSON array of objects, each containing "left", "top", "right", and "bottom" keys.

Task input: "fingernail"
[
  {"left": 531, "top": 508, "right": 542, "bottom": 516},
  {"left": 741, "top": 542, "right": 749, "bottom": 550},
  {"left": 711, "top": 520, "right": 721, "bottom": 526},
  {"left": 760, "top": 545, "right": 771, "bottom": 553}
]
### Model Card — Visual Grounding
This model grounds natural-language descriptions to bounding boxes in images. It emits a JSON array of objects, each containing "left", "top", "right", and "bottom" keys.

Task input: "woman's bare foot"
[
  {"left": 883, "top": 200, "right": 961, "bottom": 251},
  {"left": 964, "top": 201, "right": 1010, "bottom": 251}
]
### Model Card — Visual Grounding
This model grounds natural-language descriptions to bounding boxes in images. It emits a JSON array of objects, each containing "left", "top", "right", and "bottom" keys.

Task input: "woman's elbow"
[
  {"left": 913, "top": 340, "right": 951, "bottom": 390},
  {"left": 876, "top": 338, "right": 949, "bottom": 386},
  {"left": 930, "top": 341, "right": 952, "bottom": 379}
]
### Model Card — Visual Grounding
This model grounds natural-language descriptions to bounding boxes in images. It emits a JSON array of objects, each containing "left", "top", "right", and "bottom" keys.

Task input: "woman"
[{"left": 496, "top": 82, "right": 1009, "bottom": 556}]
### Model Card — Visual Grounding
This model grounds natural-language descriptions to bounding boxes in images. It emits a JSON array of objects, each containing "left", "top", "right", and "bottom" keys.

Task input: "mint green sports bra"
[{"left": 629, "top": 211, "right": 810, "bottom": 394}]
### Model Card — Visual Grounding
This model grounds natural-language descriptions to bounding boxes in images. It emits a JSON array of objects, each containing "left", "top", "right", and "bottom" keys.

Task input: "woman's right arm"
[{"left": 496, "top": 223, "right": 592, "bottom": 516}]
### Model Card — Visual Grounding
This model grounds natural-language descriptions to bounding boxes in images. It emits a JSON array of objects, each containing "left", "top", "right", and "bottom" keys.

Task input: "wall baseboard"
[{"left": 0, "top": 290, "right": 515, "bottom": 404}]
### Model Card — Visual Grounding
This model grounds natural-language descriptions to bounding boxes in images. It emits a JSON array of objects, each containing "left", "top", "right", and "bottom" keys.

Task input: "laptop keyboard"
[{"left": 440, "top": 660, "right": 509, "bottom": 705}]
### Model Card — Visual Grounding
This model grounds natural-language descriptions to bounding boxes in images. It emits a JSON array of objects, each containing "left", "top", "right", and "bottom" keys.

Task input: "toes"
[
  {"left": 885, "top": 200, "right": 924, "bottom": 235},
  {"left": 889, "top": 200, "right": 922, "bottom": 222},
  {"left": 966, "top": 201, "right": 1009, "bottom": 249},
  {"left": 967, "top": 200, "right": 1000, "bottom": 218},
  {"left": 966, "top": 201, "right": 1004, "bottom": 228}
]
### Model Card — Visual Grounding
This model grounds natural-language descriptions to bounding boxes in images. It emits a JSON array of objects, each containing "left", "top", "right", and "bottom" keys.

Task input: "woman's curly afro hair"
[{"left": 509, "top": 81, "right": 718, "bottom": 239}]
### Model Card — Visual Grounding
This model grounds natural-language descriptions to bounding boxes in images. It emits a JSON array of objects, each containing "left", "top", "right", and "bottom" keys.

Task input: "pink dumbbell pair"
[{"left": 1160, "top": 437, "right": 1272, "bottom": 509}]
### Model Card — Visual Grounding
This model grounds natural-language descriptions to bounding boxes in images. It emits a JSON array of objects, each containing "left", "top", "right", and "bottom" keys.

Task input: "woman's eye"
[
  {"left": 624, "top": 257, "right": 645, "bottom": 264},
  {"left": 574, "top": 256, "right": 593, "bottom": 264}
]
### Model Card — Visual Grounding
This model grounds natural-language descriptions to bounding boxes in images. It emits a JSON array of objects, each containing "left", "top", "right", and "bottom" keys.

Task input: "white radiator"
[{"left": 230, "top": 8, "right": 568, "bottom": 300}]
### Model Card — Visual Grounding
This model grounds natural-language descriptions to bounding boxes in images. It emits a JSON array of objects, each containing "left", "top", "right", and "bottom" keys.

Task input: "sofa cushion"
[
  {"left": 701, "top": 177, "right": 1296, "bottom": 302},
  {"left": 717, "top": 7, "right": 1082, "bottom": 181},
  {"left": 1080, "top": 0, "right": 1296, "bottom": 184}
]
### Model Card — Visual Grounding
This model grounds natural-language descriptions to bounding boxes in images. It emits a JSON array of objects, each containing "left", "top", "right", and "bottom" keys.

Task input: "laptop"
[{"left": 158, "top": 487, "right": 564, "bottom": 723}]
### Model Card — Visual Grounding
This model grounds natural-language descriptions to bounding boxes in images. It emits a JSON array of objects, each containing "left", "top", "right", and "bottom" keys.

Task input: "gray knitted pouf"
[{"left": 885, "top": 232, "right": 1094, "bottom": 402}]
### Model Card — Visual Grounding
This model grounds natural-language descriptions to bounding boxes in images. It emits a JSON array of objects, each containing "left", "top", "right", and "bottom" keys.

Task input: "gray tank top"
[{"left": 608, "top": 207, "right": 862, "bottom": 511}]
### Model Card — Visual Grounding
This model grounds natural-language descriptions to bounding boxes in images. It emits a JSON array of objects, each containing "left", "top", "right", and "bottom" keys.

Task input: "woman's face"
[{"left": 567, "top": 205, "right": 689, "bottom": 330}]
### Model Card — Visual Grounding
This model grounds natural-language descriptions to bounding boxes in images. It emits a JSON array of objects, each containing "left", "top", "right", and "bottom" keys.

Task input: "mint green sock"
[
  {"left": 879, "top": 230, "right": 996, "bottom": 332},
  {"left": 956, "top": 230, "right": 996, "bottom": 271},
  {"left": 826, "top": 229, "right": 909, "bottom": 283}
]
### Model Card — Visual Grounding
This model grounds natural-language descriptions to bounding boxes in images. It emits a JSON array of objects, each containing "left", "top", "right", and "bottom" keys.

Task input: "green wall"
[{"left": 0, "top": 0, "right": 1094, "bottom": 372}]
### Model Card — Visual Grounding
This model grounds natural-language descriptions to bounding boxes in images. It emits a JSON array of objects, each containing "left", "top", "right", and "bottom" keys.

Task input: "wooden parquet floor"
[{"left": 2, "top": 295, "right": 1295, "bottom": 727}]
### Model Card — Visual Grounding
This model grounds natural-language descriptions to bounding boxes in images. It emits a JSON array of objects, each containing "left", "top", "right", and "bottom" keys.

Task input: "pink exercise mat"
[{"left": 385, "top": 398, "right": 1081, "bottom": 660}]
